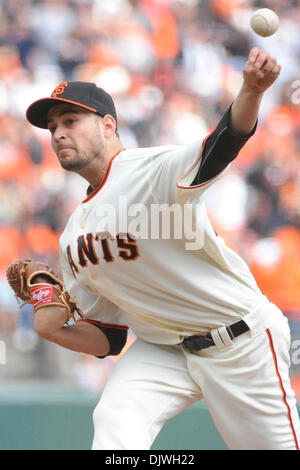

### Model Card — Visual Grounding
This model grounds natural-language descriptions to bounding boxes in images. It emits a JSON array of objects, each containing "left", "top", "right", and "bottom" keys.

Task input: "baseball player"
[{"left": 7, "top": 47, "right": 300, "bottom": 450}]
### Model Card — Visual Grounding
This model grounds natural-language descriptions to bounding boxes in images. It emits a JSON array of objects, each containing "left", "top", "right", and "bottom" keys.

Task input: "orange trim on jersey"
[
  {"left": 82, "top": 148, "right": 125, "bottom": 203},
  {"left": 77, "top": 318, "right": 129, "bottom": 331},
  {"left": 266, "top": 328, "right": 299, "bottom": 450},
  {"left": 176, "top": 132, "right": 227, "bottom": 190},
  {"left": 176, "top": 133, "right": 207, "bottom": 190}
]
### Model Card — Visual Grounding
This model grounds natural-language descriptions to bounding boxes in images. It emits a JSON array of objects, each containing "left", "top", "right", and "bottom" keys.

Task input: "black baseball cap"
[{"left": 26, "top": 81, "right": 118, "bottom": 129}]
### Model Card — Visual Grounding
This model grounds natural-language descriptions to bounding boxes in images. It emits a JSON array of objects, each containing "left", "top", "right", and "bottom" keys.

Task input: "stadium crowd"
[{"left": 0, "top": 0, "right": 300, "bottom": 393}]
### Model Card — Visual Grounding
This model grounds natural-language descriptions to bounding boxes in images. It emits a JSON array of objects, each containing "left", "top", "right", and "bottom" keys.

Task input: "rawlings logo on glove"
[
  {"left": 6, "top": 259, "right": 83, "bottom": 323},
  {"left": 30, "top": 286, "right": 53, "bottom": 306}
]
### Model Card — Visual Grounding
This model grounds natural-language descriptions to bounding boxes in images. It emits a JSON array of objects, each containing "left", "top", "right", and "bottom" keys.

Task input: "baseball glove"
[{"left": 6, "top": 259, "right": 83, "bottom": 322}]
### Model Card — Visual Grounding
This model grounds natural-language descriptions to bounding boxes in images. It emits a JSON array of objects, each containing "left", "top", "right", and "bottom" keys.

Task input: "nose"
[{"left": 53, "top": 126, "right": 67, "bottom": 143}]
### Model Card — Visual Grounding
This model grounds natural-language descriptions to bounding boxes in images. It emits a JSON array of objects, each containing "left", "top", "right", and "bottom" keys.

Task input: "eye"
[
  {"left": 49, "top": 125, "right": 56, "bottom": 135},
  {"left": 66, "top": 118, "right": 75, "bottom": 126}
]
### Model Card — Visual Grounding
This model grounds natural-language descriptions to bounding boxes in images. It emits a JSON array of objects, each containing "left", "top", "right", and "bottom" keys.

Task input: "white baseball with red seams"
[{"left": 250, "top": 8, "right": 279, "bottom": 37}]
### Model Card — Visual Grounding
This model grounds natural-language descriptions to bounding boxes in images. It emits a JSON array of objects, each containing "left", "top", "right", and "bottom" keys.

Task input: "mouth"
[{"left": 57, "top": 146, "right": 75, "bottom": 155}]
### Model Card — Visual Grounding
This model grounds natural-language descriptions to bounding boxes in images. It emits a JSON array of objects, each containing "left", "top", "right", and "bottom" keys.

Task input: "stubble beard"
[
  {"left": 58, "top": 129, "right": 105, "bottom": 173},
  {"left": 59, "top": 150, "right": 89, "bottom": 171}
]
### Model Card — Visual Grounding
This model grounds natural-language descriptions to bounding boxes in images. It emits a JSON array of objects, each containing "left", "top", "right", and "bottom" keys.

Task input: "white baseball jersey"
[{"left": 59, "top": 139, "right": 264, "bottom": 345}]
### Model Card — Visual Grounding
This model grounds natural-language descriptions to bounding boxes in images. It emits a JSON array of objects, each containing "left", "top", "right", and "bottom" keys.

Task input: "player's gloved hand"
[{"left": 6, "top": 259, "right": 84, "bottom": 323}]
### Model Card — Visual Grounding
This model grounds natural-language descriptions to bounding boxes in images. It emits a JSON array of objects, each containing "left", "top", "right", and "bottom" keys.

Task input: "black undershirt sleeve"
[
  {"left": 95, "top": 325, "right": 127, "bottom": 358},
  {"left": 191, "top": 104, "right": 257, "bottom": 186},
  {"left": 78, "top": 319, "right": 128, "bottom": 358}
]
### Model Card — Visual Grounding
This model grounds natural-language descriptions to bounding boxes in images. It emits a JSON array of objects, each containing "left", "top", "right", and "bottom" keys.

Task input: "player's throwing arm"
[{"left": 230, "top": 48, "right": 281, "bottom": 135}]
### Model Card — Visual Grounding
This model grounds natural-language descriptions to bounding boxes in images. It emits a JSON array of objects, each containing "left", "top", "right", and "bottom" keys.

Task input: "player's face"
[{"left": 47, "top": 103, "right": 105, "bottom": 172}]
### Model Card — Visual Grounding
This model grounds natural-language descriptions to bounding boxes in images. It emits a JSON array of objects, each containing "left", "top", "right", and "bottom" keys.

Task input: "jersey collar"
[{"left": 82, "top": 148, "right": 125, "bottom": 203}]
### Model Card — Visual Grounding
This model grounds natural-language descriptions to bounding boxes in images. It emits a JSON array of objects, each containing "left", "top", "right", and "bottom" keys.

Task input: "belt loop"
[
  {"left": 218, "top": 326, "right": 234, "bottom": 346},
  {"left": 210, "top": 329, "right": 224, "bottom": 348},
  {"left": 211, "top": 326, "right": 234, "bottom": 349}
]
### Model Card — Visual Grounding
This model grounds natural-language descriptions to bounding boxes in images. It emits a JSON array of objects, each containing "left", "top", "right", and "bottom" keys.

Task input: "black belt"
[{"left": 182, "top": 319, "right": 249, "bottom": 352}]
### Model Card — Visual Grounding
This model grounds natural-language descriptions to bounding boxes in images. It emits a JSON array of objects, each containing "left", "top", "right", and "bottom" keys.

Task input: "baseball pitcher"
[{"left": 7, "top": 48, "right": 300, "bottom": 450}]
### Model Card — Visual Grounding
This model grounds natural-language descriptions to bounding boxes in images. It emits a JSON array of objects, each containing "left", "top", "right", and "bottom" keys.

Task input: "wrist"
[
  {"left": 34, "top": 306, "right": 69, "bottom": 340},
  {"left": 240, "top": 81, "right": 264, "bottom": 97}
]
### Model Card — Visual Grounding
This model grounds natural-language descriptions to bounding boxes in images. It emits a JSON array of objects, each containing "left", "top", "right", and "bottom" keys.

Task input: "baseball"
[{"left": 250, "top": 8, "right": 279, "bottom": 37}]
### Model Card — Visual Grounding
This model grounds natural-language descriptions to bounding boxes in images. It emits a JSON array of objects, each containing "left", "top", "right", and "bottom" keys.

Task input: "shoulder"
[{"left": 115, "top": 145, "right": 179, "bottom": 163}]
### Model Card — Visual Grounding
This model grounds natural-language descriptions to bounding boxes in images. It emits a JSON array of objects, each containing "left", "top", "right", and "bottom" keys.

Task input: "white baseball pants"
[{"left": 92, "top": 302, "right": 300, "bottom": 450}]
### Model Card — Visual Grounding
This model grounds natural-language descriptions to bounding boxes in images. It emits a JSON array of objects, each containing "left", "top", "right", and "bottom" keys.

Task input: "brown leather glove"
[{"left": 6, "top": 259, "right": 83, "bottom": 322}]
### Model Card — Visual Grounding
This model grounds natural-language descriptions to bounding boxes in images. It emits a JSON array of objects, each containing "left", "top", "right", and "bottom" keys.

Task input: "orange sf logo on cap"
[{"left": 51, "top": 82, "right": 68, "bottom": 98}]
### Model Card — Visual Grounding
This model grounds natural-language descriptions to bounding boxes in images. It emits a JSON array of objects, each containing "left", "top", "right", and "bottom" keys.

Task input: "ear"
[{"left": 101, "top": 115, "right": 117, "bottom": 138}]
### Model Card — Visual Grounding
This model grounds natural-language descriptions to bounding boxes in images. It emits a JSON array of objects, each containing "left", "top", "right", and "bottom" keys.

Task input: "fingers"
[
  {"left": 247, "top": 47, "right": 281, "bottom": 78},
  {"left": 271, "top": 63, "right": 281, "bottom": 77},
  {"left": 248, "top": 47, "right": 261, "bottom": 65}
]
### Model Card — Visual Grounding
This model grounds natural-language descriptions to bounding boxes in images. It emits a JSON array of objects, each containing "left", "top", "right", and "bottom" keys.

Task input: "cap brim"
[{"left": 26, "top": 97, "right": 97, "bottom": 129}]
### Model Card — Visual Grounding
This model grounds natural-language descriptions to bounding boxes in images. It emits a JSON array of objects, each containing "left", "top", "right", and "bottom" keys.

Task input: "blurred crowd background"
[{"left": 0, "top": 0, "right": 300, "bottom": 397}]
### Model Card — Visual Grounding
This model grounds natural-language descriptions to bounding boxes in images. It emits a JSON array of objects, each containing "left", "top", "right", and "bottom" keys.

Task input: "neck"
[{"left": 78, "top": 141, "right": 124, "bottom": 191}]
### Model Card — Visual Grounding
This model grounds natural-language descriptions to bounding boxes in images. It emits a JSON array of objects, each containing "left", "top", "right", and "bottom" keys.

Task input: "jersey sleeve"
[
  {"left": 59, "top": 246, "right": 129, "bottom": 357},
  {"left": 151, "top": 138, "right": 228, "bottom": 205},
  {"left": 152, "top": 106, "right": 256, "bottom": 205},
  {"left": 175, "top": 140, "right": 231, "bottom": 204}
]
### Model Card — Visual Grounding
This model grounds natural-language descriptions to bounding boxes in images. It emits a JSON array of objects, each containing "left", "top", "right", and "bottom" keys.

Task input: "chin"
[{"left": 59, "top": 158, "right": 84, "bottom": 171}]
